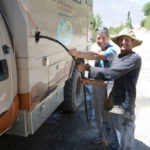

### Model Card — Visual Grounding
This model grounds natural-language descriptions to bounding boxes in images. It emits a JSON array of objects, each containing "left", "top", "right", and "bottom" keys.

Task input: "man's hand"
[
  {"left": 80, "top": 78, "right": 91, "bottom": 84},
  {"left": 76, "top": 63, "right": 89, "bottom": 72},
  {"left": 68, "top": 48, "right": 78, "bottom": 57}
]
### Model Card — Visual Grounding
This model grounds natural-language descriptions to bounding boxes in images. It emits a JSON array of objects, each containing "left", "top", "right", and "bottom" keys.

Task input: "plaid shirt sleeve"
[{"left": 104, "top": 47, "right": 117, "bottom": 62}]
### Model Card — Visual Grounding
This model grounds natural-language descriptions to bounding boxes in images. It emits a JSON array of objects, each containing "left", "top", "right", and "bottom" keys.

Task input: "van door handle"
[{"left": 2, "top": 45, "right": 10, "bottom": 54}]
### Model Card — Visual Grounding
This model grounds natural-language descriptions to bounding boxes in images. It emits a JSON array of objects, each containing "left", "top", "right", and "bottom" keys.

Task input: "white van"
[{"left": 0, "top": 0, "right": 92, "bottom": 136}]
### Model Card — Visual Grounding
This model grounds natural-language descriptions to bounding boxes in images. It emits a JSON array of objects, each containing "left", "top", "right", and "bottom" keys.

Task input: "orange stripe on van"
[
  {"left": 18, "top": 93, "right": 40, "bottom": 111},
  {"left": 0, "top": 95, "right": 19, "bottom": 135},
  {"left": 17, "top": 64, "right": 71, "bottom": 111}
]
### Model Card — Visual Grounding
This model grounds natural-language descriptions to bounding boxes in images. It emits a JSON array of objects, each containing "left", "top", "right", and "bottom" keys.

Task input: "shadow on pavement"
[
  {"left": 0, "top": 106, "right": 104, "bottom": 150},
  {"left": 0, "top": 105, "right": 150, "bottom": 150}
]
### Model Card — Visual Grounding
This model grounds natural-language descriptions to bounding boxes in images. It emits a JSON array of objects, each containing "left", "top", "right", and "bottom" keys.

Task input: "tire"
[{"left": 62, "top": 68, "right": 83, "bottom": 112}]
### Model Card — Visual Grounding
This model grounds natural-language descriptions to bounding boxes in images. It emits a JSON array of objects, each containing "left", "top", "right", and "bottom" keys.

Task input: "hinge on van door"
[{"left": 2, "top": 45, "right": 10, "bottom": 54}]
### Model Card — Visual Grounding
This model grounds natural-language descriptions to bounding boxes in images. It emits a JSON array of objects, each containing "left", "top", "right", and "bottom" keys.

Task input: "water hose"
[
  {"left": 35, "top": 32, "right": 89, "bottom": 123},
  {"left": 16, "top": 0, "right": 89, "bottom": 123}
]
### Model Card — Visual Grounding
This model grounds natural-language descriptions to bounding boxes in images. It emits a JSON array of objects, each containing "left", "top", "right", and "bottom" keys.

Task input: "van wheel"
[{"left": 62, "top": 68, "right": 83, "bottom": 112}]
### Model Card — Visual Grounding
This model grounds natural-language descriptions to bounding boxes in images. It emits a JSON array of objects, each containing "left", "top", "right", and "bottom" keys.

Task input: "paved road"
[
  {"left": 0, "top": 29, "right": 150, "bottom": 150},
  {"left": 134, "top": 29, "right": 150, "bottom": 147},
  {"left": 0, "top": 106, "right": 149, "bottom": 150},
  {"left": 0, "top": 106, "right": 105, "bottom": 150}
]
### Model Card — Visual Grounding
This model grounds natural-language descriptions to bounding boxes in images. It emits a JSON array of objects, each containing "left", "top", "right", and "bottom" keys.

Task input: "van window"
[
  {"left": 86, "top": 0, "right": 93, "bottom": 6},
  {"left": 74, "top": 0, "right": 81, "bottom": 4},
  {"left": 0, "top": 59, "right": 8, "bottom": 81}
]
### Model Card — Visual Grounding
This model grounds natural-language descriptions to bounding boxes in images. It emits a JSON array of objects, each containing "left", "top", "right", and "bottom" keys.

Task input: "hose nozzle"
[{"left": 35, "top": 31, "right": 41, "bottom": 43}]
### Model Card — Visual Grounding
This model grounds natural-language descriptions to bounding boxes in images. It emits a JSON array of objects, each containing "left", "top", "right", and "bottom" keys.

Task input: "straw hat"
[{"left": 111, "top": 28, "right": 143, "bottom": 48}]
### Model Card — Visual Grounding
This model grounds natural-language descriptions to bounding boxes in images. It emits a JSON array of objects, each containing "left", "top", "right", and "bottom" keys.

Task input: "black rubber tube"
[{"left": 35, "top": 32, "right": 89, "bottom": 123}]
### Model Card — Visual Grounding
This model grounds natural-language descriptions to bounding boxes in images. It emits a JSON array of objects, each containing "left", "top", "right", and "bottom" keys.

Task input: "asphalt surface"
[
  {"left": 0, "top": 104, "right": 150, "bottom": 150},
  {"left": 0, "top": 105, "right": 104, "bottom": 150},
  {"left": 134, "top": 29, "right": 150, "bottom": 147},
  {"left": 0, "top": 103, "right": 150, "bottom": 150}
]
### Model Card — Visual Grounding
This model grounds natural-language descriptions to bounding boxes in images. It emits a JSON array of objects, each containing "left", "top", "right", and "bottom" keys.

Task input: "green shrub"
[
  {"left": 142, "top": 2, "right": 150, "bottom": 16},
  {"left": 92, "top": 14, "right": 103, "bottom": 42},
  {"left": 140, "top": 19, "right": 145, "bottom": 27},
  {"left": 109, "top": 25, "right": 126, "bottom": 35},
  {"left": 140, "top": 16, "right": 150, "bottom": 30}
]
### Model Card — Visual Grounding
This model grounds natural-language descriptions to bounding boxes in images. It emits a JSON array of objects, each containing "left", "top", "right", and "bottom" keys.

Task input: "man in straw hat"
[{"left": 76, "top": 27, "right": 142, "bottom": 150}]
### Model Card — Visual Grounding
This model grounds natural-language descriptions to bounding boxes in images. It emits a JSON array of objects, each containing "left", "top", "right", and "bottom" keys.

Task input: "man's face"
[
  {"left": 118, "top": 36, "right": 134, "bottom": 51},
  {"left": 96, "top": 33, "right": 109, "bottom": 50}
]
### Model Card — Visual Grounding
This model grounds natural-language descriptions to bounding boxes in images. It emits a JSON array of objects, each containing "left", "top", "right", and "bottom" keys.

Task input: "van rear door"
[{"left": 0, "top": 13, "right": 17, "bottom": 115}]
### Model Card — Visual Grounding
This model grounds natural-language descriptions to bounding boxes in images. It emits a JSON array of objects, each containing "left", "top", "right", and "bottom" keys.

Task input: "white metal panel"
[{"left": 0, "top": 14, "right": 17, "bottom": 114}]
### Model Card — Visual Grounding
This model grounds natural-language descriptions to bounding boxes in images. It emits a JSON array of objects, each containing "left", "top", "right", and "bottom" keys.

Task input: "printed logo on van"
[{"left": 57, "top": 20, "right": 73, "bottom": 45}]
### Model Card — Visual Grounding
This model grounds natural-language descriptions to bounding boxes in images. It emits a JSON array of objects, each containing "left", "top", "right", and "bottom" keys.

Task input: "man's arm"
[
  {"left": 89, "top": 54, "right": 142, "bottom": 80},
  {"left": 76, "top": 63, "right": 106, "bottom": 80},
  {"left": 80, "top": 78, "right": 107, "bottom": 86},
  {"left": 68, "top": 49, "right": 106, "bottom": 60}
]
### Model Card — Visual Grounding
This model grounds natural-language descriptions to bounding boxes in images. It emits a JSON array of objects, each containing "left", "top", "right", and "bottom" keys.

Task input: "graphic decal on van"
[{"left": 57, "top": 19, "right": 73, "bottom": 45}]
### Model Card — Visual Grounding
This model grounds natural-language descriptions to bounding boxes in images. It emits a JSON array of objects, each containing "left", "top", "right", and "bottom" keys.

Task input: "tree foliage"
[
  {"left": 126, "top": 11, "right": 133, "bottom": 29},
  {"left": 92, "top": 14, "right": 103, "bottom": 41},
  {"left": 141, "top": 2, "right": 150, "bottom": 30},
  {"left": 109, "top": 11, "right": 132, "bottom": 36},
  {"left": 142, "top": 2, "right": 150, "bottom": 16},
  {"left": 141, "top": 16, "right": 150, "bottom": 30},
  {"left": 109, "top": 24, "right": 126, "bottom": 35}
]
